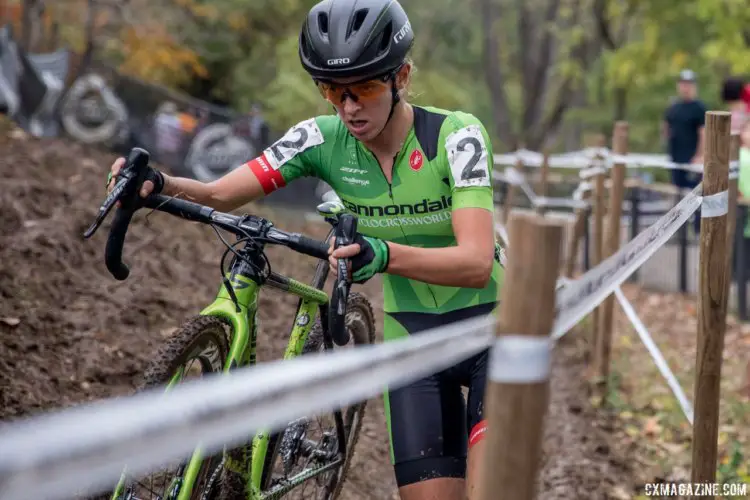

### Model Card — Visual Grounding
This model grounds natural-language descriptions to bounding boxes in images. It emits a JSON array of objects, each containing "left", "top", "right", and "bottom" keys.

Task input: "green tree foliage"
[{"left": 40, "top": 0, "right": 750, "bottom": 153}]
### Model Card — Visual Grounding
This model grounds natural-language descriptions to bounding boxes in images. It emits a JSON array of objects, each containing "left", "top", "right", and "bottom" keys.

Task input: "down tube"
[
  {"left": 249, "top": 296, "right": 321, "bottom": 493},
  {"left": 176, "top": 276, "right": 258, "bottom": 500}
]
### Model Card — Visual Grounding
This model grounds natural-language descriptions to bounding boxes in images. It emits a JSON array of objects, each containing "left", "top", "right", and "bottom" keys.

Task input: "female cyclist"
[{"left": 107, "top": 0, "right": 504, "bottom": 498}]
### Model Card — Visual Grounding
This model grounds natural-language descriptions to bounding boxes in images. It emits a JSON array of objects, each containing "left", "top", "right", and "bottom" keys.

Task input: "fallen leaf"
[
  {"left": 625, "top": 424, "right": 640, "bottom": 438},
  {"left": 609, "top": 485, "right": 631, "bottom": 500},
  {"left": 644, "top": 416, "right": 662, "bottom": 437},
  {"left": 0, "top": 317, "right": 21, "bottom": 326},
  {"left": 10, "top": 129, "right": 27, "bottom": 140},
  {"left": 718, "top": 432, "right": 729, "bottom": 446}
]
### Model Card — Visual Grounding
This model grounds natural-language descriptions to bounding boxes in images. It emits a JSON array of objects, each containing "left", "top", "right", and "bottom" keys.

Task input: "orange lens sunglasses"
[{"left": 316, "top": 78, "right": 391, "bottom": 103}]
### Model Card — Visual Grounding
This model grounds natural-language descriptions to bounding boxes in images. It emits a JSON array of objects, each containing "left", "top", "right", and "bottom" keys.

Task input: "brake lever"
[
  {"left": 82, "top": 148, "right": 149, "bottom": 239},
  {"left": 83, "top": 176, "right": 129, "bottom": 239},
  {"left": 330, "top": 213, "right": 357, "bottom": 347}
]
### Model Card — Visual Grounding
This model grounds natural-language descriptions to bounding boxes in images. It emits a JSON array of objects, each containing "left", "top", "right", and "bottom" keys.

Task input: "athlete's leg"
[
  {"left": 383, "top": 313, "right": 468, "bottom": 500},
  {"left": 388, "top": 376, "right": 468, "bottom": 500},
  {"left": 461, "top": 301, "right": 500, "bottom": 499},
  {"left": 465, "top": 350, "right": 489, "bottom": 500}
]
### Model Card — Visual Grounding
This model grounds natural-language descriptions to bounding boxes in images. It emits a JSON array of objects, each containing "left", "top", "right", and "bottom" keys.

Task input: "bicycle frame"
[
  {"left": 189, "top": 254, "right": 330, "bottom": 500},
  {"left": 90, "top": 150, "right": 353, "bottom": 500},
  {"left": 110, "top": 251, "right": 333, "bottom": 500}
]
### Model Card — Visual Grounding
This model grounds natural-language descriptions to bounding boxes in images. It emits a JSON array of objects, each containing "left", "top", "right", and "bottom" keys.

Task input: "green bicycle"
[{"left": 83, "top": 148, "right": 376, "bottom": 500}]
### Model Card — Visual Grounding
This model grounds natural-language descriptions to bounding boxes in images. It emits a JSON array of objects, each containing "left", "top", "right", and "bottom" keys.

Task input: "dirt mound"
[{"left": 0, "top": 119, "right": 636, "bottom": 499}]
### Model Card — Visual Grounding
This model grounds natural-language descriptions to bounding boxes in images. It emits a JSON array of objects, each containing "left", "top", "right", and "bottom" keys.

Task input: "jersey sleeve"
[
  {"left": 244, "top": 117, "right": 331, "bottom": 195},
  {"left": 439, "top": 112, "right": 495, "bottom": 212}
]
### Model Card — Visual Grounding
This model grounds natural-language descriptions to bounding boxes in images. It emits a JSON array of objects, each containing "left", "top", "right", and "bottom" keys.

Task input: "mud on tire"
[{"left": 95, "top": 316, "right": 230, "bottom": 500}]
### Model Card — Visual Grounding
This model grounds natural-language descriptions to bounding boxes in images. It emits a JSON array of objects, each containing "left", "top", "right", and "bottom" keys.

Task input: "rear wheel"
[{"left": 104, "top": 316, "right": 229, "bottom": 500}]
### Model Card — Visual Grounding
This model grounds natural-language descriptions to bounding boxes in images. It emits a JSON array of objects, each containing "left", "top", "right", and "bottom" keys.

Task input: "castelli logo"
[{"left": 409, "top": 150, "right": 423, "bottom": 171}]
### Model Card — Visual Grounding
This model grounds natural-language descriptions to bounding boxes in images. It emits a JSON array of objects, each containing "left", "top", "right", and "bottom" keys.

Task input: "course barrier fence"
[{"left": 0, "top": 112, "right": 738, "bottom": 500}]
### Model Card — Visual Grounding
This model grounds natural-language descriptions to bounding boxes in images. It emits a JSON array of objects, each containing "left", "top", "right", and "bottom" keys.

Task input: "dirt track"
[{"left": 0, "top": 119, "right": 638, "bottom": 499}]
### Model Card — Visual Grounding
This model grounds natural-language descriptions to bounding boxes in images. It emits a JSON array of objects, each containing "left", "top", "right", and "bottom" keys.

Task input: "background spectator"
[
  {"left": 152, "top": 101, "right": 183, "bottom": 166},
  {"left": 738, "top": 119, "right": 750, "bottom": 237},
  {"left": 663, "top": 69, "right": 706, "bottom": 234},
  {"left": 722, "top": 76, "right": 749, "bottom": 135},
  {"left": 248, "top": 103, "right": 270, "bottom": 149}
]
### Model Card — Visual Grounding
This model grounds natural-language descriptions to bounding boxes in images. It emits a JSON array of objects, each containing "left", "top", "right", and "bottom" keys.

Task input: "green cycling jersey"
[{"left": 246, "top": 105, "right": 504, "bottom": 316}]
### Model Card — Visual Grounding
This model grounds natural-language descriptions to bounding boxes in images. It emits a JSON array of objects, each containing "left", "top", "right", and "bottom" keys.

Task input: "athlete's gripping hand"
[
  {"left": 106, "top": 156, "right": 166, "bottom": 205},
  {"left": 329, "top": 234, "right": 390, "bottom": 284}
]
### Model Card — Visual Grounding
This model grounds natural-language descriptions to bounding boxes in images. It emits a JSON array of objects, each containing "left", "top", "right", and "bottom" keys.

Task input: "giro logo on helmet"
[
  {"left": 327, "top": 58, "right": 351, "bottom": 66},
  {"left": 394, "top": 21, "right": 412, "bottom": 44}
]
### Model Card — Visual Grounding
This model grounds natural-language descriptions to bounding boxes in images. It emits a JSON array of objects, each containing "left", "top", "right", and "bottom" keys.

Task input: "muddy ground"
[{"left": 1, "top": 120, "right": 638, "bottom": 499}]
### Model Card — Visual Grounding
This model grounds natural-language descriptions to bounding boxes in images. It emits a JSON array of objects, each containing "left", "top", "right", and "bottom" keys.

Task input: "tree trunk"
[
  {"left": 613, "top": 86, "right": 628, "bottom": 121},
  {"left": 480, "top": 0, "right": 516, "bottom": 149}
]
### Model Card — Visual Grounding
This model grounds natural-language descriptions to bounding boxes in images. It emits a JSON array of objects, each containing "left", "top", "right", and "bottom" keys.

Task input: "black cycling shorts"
[{"left": 383, "top": 301, "right": 496, "bottom": 488}]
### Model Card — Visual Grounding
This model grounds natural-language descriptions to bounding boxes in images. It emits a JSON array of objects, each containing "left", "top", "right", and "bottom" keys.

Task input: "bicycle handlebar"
[
  {"left": 83, "top": 148, "right": 331, "bottom": 281},
  {"left": 329, "top": 214, "right": 357, "bottom": 346}
]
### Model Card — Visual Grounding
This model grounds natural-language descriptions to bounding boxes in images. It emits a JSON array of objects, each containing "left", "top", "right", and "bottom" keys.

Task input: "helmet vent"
[
  {"left": 378, "top": 22, "right": 392, "bottom": 53},
  {"left": 318, "top": 13, "right": 329, "bottom": 35},
  {"left": 352, "top": 9, "right": 369, "bottom": 33}
]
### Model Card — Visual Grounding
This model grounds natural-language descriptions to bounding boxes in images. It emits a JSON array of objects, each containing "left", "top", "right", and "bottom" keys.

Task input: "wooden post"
[
  {"left": 478, "top": 212, "right": 563, "bottom": 500},
  {"left": 691, "top": 111, "right": 731, "bottom": 490},
  {"left": 536, "top": 150, "right": 550, "bottom": 216},
  {"left": 726, "top": 134, "right": 740, "bottom": 288},
  {"left": 595, "top": 122, "right": 628, "bottom": 396},
  {"left": 502, "top": 156, "right": 522, "bottom": 224},
  {"left": 564, "top": 192, "right": 591, "bottom": 278},
  {"left": 590, "top": 140, "right": 607, "bottom": 360}
]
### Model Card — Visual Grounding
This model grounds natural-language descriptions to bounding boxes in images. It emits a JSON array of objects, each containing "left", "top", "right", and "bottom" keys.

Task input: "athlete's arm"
[
  {"left": 332, "top": 114, "right": 498, "bottom": 289},
  {"left": 107, "top": 155, "right": 267, "bottom": 213},
  {"left": 384, "top": 207, "right": 495, "bottom": 288},
  {"left": 330, "top": 208, "right": 495, "bottom": 288},
  {"left": 109, "top": 117, "right": 327, "bottom": 212},
  {"left": 163, "top": 165, "right": 266, "bottom": 212}
]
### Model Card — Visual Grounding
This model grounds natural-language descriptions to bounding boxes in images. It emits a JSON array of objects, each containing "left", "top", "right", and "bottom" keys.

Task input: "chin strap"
[{"left": 372, "top": 78, "right": 400, "bottom": 137}]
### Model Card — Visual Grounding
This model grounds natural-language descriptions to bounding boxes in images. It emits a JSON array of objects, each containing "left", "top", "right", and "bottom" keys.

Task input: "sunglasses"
[{"left": 315, "top": 65, "right": 403, "bottom": 104}]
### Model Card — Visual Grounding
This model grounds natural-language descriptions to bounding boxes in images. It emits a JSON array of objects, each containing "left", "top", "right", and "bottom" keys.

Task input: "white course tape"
[
  {"left": 552, "top": 184, "right": 703, "bottom": 339},
  {"left": 503, "top": 167, "right": 526, "bottom": 186},
  {"left": 579, "top": 165, "right": 607, "bottom": 179},
  {"left": 614, "top": 288, "right": 694, "bottom": 425},
  {"left": 535, "top": 196, "right": 590, "bottom": 210},
  {"left": 701, "top": 190, "right": 728, "bottom": 218},
  {"left": 489, "top": 335, "right": 552, "bottom": 383},
  {"left": 495, "top": 148, "right": 740, "bottom": 175},
  {"left": 573, "top": 181, "right": 592, "bottom": 201},
  {"left": 0, "top": 314, "right": 495, "bottom": 500}
]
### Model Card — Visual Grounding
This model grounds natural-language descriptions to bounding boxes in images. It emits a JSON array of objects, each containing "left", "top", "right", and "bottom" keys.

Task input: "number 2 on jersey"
[
  {"left": 446, "top": 125, "right": 490, "bottom": 188},
  {"left": 263, "top": 118, "right": 325, "bottom": 170}
]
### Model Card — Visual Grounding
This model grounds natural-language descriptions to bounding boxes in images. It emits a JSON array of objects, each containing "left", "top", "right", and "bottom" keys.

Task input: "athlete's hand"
[
  {"left": 106, "top": 157, "right": 165, "bottom": 206},
  {"left": 328, "top": 234, "right": 390, "bottom": 284}
]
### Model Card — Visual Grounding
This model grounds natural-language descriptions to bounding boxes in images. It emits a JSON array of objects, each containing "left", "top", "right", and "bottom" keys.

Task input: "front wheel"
[
  {"left": 258, "top": 292, "right": 376, "bottom": 500},
  {"left": 102, "top": 315, "right": 230, "bottom": 500}
]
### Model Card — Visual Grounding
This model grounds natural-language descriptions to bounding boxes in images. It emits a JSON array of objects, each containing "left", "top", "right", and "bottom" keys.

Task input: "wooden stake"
[
  {"left": 536, "top": 149, "right": 550, "bottom": 216},
  {"left": 563, "top": 195, "right": 590, "bottom": 278},
  {"left": 502, "top": 156, "right": 522, "bottom": 224},
  {"left": 595, "top": 122, "right": 628, "bottom": 397},
  {"left": 691, "top": 111, "right": 731, "bottom": 490},
  {"left": 478, "top": 212, "right": 563, "bottom": 500},
  {"left": 590, "top": 148, "right": 607, "bottom": 362}
]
